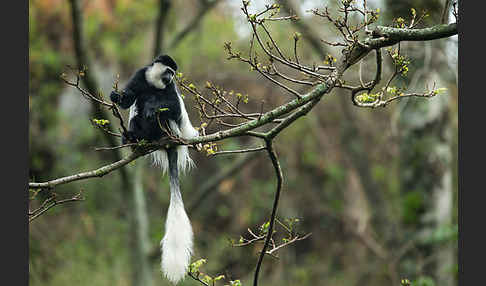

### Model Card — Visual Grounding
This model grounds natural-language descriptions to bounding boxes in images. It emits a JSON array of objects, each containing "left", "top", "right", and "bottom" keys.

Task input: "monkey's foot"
[{"left": 121, "top": 131, "right": 139, "bottom": 144}]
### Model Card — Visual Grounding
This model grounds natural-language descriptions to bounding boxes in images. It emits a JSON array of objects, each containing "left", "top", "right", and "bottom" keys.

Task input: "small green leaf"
[
  {"left": 92, "top": 118, "right": 110, "bottom": 126},
  {"left": 433, "top": 88, "right": 447, "bottom": 95},
  {"left": 202, "top": 275, "right": 213, "bottom": 284},
  {"left": 293, "top": 32, "right": 301, "bottom": 41},
  {"left": 230, "top": 280, "right": 242, "bottom": 286},
  {"left": 189, "top": 258, "right": 207, "bottom": 273}
]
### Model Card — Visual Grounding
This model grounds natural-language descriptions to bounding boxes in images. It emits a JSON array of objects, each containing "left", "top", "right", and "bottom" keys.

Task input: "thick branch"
[
  {"left": 368, "top": 23, "right": 457, "bottom": 48},
  {"left": 266, "top": 98, "right": 320, "bottom": 139},
  {"left": 29, "top": 151, "right": 147, "bottom": 190}
]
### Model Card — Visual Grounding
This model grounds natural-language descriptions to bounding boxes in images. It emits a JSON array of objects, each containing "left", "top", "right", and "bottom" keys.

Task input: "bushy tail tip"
[{"left": 160, "top": 197, "right": 193, "bottom": 284}]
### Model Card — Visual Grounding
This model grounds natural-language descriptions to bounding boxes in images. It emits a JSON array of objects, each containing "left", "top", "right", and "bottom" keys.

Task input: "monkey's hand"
[{"left": 110, "top": 91, "right": 122, "bottom": 104}]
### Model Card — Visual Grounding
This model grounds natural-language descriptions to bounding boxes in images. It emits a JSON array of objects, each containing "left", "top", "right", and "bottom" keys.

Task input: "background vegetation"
[{"left": 29, "top": 0, "right": 458, "bottom": 285}]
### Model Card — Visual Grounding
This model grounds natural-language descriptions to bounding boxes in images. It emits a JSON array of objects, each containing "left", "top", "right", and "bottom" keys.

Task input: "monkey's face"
[
  {"left": 145, "top": 62, "right": 175, "bottom": 90},
  {"left": 161, "top": 67, "right": 175, "bottom": 86}
]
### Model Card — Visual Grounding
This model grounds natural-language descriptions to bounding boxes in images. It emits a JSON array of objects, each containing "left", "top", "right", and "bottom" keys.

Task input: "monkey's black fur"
[
  {"left": 110, "top": 55, "right": 181, "bottom": 143},
  {"left": 110, "top": 55, "right": 198, "bottom": 283}
]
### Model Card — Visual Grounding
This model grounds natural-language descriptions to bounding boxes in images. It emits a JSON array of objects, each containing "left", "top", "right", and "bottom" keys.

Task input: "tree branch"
[
  {"left": 277, "top": 0, "right": 328, "bottom": 57},
  {"left": 369, "top": 23, "right": 457, "bottom": 48},
  {"left": 29, "top": 149, "right": 148, "bottom": 190},
  {"left": 153, "top": 0, "right": 172, "bottom": 57},
  {"left": 30, "top": 20, "right": 457, "bottom": 192},
  {"left": 168, "top": 0, "right": 222, "bottom": 49},
  {"left": 67, "top": 0, "right": 131, "bottom": 189},
  {"left": 253, "top": 141, "right": 283, "bottom": 286}
]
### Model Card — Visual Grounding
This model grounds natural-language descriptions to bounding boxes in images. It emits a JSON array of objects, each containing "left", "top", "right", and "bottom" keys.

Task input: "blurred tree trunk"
[
  {"left": 396, "top": 44, "right": 455, "bottom": 286},
  {"left": 153, "top": 0, "right": 172, "bottom": 57},
  {"left": 121, "top": 1, "right": 178, "bottom": 284},
  {"left": 129, "top": 0, "right": 225, "bottom": 281},
  {"left": 280, "top": 0, "right": 389, "bottom": 222},
  {"left": 29, "top": 5, "right": 68, "bottom": 181},
  {"left": 279, "top": 1, "right": 392, "bottom": 282},
  {"left": 280, "top": 0, "right": 387, "bottom": 235},
  {"left": 68, "top": 1, "right": 145, "bottom": 285},
  {"left": 131, "top": 162, "right": 154, "bottom": 286},
  {"left": 384, "top": 1, "right": 457, "bottom": 285},
  {"left": 339, "top": 97, "right": 388, "bottom": 226},
  {"left": 29, "top": 76, "right": 62, "bottom": 180}
]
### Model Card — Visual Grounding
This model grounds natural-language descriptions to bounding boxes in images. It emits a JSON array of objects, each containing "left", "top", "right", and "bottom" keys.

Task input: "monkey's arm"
[
  {"left": 110, "top": 68, "right": 148, "bottom": 109},
  {"left": 110, "top": 88, "right": 138, "bottom": 109}
]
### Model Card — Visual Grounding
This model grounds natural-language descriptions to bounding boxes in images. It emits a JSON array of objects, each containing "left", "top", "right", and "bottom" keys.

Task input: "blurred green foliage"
[{"left": 29, "top": 1, "right": 458, "bottom": 286}]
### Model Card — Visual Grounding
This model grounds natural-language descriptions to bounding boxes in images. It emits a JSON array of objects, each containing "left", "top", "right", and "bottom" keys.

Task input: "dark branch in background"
[
  {"left": 169, "top": 0, "right": 222, "bottom": 50},
  {"left": 153, "top": 0, "right": 172, "bottom": 57},
  {"left": 67, "top": 0, "right": 131, "bottom": 191}
]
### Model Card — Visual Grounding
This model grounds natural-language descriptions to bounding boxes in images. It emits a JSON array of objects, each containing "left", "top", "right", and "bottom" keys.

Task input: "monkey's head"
[
  {"left": 146, "top": 55, "right": 178, "bottom": 89},
  {"left": 154, "top": 55, "right": 178, "bottom": 72}
]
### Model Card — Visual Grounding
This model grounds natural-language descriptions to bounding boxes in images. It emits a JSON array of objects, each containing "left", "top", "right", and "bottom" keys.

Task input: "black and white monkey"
[{"left": 110, "top": 55, "right": 199, "bottom": 284}]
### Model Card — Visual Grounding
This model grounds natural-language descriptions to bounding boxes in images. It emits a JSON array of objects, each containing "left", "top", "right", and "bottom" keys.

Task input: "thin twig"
[
  {"left": 211, "top": 146, "right": 266, "bottom": 156},
  {"left": 29, "top": 192, "right": 84, "bottom": 223}
]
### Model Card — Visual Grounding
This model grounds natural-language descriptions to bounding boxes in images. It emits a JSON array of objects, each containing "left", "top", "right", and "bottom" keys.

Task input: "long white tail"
[
  {"left": 152, "top": 92, "right": 200, "bottom": 284},
  {"left": 159, "top": 147, "right": 193, "bottom": 284}
]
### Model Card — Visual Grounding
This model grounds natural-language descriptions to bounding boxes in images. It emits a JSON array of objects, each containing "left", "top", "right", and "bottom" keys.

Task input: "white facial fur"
[{"left": 146, "top": 62, "right": 170, "bottom": 89}]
